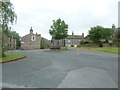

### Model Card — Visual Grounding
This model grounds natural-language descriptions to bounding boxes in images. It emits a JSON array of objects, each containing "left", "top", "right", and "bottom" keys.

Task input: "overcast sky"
[{"left": 10, "top": 0, "right": 119, "bottom": 40}]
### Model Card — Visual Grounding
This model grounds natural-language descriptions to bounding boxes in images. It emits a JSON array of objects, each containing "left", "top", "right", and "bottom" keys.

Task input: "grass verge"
[
  {"left": 77, "top": 47, "right": 119, "bottom": 54},
  {"left": 44, "top": 49, "right": 69, "bottom": 52},
  {"left": 0, "top": 53, "right": 26, "bottom": 63}
]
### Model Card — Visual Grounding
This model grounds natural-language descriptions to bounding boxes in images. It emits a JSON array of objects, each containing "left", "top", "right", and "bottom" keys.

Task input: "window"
[
  {"left": 31, "top": 36, "right": 36, "bottom": 41},
  {"left": 10, "top": 38, "right": 12, "bottom": 42},
  {"left": 68, "top": 40, "right": 70, "bottom": 42},
  {"left": 21, "top": 42, "right": 24, "bottom": 44}
]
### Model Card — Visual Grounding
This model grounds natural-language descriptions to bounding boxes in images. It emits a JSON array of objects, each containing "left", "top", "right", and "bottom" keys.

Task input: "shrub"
[
  {"left": 40, "top": 39, "right": 45, "bottom": 49},
  {"left": 99, "top": 41, "right": 103, "bottom": 47},
  {"left": 80, "top": 40, "right": 93, "bottom": 44}
]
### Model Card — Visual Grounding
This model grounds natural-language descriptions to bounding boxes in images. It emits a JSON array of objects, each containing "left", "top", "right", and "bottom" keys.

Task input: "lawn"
[
  {"left": 0, "top": 53, "right": 26, "bottom": 62},
  {"left": 77, "top": 47, "right": 119, "bottom": 54}
]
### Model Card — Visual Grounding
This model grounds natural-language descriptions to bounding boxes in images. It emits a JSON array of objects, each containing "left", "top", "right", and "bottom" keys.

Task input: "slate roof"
[{"left": 67, "top": 35, "right": 84, "bottom": 39}]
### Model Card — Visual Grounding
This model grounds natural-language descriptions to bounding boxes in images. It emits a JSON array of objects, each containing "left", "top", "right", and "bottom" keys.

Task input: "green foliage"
[
  {"left": 89, "top": 26, "right": 103, "bottom": 43},
  {"left": 0, "top": 0, "right": 17, "bottom": 57},
  {"left": 99, "top": 41, "right": 103, "bottom": 47},
  {"left": 8, "top": 30, "right": 21, "bottom": 49},
  {"left": 80, "top": 40, "right": 93, "bottom": 44},
  {"left": 88, "top": 26, "right": 114, "bottom": 46},
  {"left": 1, "top": 53, "right": 26, "bottom": 62},
  {"left": 40, "top": 39, "right": 45, "bottom": 49},
  {"left": 101, "top": 28, "right": 113, "bottom": 43},
  {"left": 114, "top": 28, "right": 120, "bottom": 41},
  {"left": 78, "top": 47, "right": 119, "bottom": 54},
  {"left": 49, "top": 18, "right": 68, "bottom": 40}
]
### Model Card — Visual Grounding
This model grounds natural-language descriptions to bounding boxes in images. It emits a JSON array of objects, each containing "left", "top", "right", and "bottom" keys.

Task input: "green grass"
[
  {"left": 0, "top": 53, "right": 26, "bottom": 62},
  {"left": 77, "top": 47, "right": 119, "bottom": 54},
  {"left": 56, "top": 49, "right": 69, "bottom": 51},
  {"left": 44, "top": 49, "right": 69, "bottom": 52}
]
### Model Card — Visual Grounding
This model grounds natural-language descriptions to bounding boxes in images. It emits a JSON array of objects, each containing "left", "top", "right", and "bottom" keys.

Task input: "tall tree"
[
  {"left": 89, "top": 26, "right": 103, "bottom": 44},
  {"left": 89, "top": 26, "right": 114, "bottom": 46},
  {"left": 0, "top": 0, "right": 17, "bottom": 57},
  {"left": 49, "top": 18, "right": 68, "bottom": 48},
  {"left": 101, "top": 28, "right": 114, "bottom": 43}
]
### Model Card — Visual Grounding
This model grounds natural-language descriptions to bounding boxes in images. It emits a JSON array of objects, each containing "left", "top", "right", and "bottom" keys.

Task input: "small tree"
[
  {"left": 49, "top": 18, "right": 68, "bottom": 49},
  {"left": 40, "top": 39, "right": 45, "bottom": 49}
]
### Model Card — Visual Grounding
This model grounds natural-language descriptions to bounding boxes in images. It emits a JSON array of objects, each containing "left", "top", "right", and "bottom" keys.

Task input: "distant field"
[
  {"left": 77, "top": 47, "right": 119, "bottom": 54},
  {"left": 0, "top": 53, "right": 26, "bottom": 62}
]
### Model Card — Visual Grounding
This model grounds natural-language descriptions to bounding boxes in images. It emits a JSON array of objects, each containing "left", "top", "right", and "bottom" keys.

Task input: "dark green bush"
[
  {"left": 80, "top": 40, "right": 93, "bottom": 44},
  {"left": 40, "top": 39, "right": 45, "bottom": 49},
  {"left": 99, "top": 41, "right": 103, "bottom": 47}
]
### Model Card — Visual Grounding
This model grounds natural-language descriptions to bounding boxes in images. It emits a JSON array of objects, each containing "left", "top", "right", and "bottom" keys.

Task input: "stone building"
[
  {"left": 50, "top": 32, "right": 85, "bottom": 48},
  {"left": 21, "top": 27, "right": 50, "bottom": 50},
  {"left": 6, "top": 36, "right": 17, "bottom": 50},
  {"left": 65, "top": 32, "right": 85, "bottom": 47}
]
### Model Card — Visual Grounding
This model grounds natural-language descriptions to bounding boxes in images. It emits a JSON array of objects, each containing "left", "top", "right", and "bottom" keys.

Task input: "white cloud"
[{"left": 10, "top": 0, "right": 119, "bottom": 40}]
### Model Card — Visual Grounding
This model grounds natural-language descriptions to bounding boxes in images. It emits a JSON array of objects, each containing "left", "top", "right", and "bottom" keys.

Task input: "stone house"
[
  {"left": 6, "top": 36, "right": 17, "bottom": 50},
  {"left": 65, "top": 32, "right": 85, "bottom": 47},
  {"left": 21, "top": 27, "right": 50, "bottom": 50},
  {"left": 50, "top": 32, "right": 85, "bottom": 48}
]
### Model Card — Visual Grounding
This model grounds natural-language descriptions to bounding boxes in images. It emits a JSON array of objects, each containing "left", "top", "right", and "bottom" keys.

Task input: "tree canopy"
[
  {"left": 49, "top": 18, "right": 68, "bottom": 40},
  {"left": 88, "top": 26, "right": 114, "bottom": 45},
  {"left": 1, "top": 0, "right": 17, "bottom": 34}
]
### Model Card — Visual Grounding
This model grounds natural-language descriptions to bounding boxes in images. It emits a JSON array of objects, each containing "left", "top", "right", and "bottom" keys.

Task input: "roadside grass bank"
[
  {"left": 44, "top": 48, "right": 70, "bottom": 52},
  {"left": 77, "top": 47, "right": 119, "bottom": 54},
  {"left": 0, "top": 53, "right": 26, "bottom": 63}
]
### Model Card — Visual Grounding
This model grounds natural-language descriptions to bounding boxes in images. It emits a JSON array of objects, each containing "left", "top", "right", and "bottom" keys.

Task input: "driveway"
[{"left": 2, "top": 48, "right": 118, "bottom": 88}]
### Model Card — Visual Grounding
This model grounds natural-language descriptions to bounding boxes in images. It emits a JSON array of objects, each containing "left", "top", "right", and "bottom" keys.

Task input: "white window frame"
[{"left": 31, "top": 36, "right": 36, "bottom": 41}]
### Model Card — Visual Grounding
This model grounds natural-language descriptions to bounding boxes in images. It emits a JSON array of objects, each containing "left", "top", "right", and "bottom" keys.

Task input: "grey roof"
[{"left": 66, "top": 35, "right": 84, "bottom": 39}]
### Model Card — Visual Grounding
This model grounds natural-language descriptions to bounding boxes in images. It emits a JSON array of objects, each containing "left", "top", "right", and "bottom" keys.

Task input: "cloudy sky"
[{"left": 10, "top": 0, "right": 119, "bottom": 40}]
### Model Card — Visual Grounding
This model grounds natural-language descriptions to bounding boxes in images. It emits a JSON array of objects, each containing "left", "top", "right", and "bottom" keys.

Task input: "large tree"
[
  {"left": 0, "top": 0, "right": 17, "bottom": 57},
  {"left": 89, "top": 26, "right": 103, "bottom": 44},
  {"left": 49, "top": 18, "right": 68, "bottom": 48},
  {"left": 89, "top": 26, "right": 114, "bottom": 46},
  {"left": 101, "top": 28, "right": 114, "bottom": 43}
]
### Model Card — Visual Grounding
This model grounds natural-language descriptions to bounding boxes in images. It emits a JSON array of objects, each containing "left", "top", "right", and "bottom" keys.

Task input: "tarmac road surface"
[{"left": 2, "top": 49, "right": 118, "bottom": 88}]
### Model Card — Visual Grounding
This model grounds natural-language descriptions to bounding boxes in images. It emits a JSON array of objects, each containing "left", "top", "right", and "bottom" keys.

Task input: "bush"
[
  {"left": 99, "top": 41, "right": 103, "bottom": 47},
  {"left": 80, "top": 40, "right": 93, "bottom": 44},
  {"left": 71, "top": 45, "right": 74, "bottom": 47},
  {"left": 40, "top": 39, "right": 45, "bottom": 49}
]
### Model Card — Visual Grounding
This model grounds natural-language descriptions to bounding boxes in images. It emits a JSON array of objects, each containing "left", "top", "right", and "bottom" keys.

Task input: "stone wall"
[{"left": 79, "top": 43, "right": 119, "bottom": 47}]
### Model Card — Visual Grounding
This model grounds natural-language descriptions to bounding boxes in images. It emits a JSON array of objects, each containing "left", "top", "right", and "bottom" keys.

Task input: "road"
[{"left": 2, "top": 49, "right": 118, "bottom": 88}]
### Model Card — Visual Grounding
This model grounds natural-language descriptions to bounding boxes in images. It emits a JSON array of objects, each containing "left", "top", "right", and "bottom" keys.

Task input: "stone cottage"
[
  {"left": 65, "top": 32, "right": 85, "bottom": 47},
  {"left": 6, "top": 36, "right": 17, "bottom": 50},
  {"left": 21, "top": 27, "right": 50, "bottom": 50},
  {"left": 50, "top": 32, "right": 85, "bottom": 48}
]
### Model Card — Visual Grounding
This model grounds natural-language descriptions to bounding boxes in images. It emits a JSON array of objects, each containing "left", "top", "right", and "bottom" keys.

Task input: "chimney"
[
  {"left": 72, "top": 31, "right": 74, "bottom": 35},
  {"left": 112, "top": 24, "right": 115, "bottom": 30},
  {"left": 82, "top": 33, "right": 84, "bottom": 37}
]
